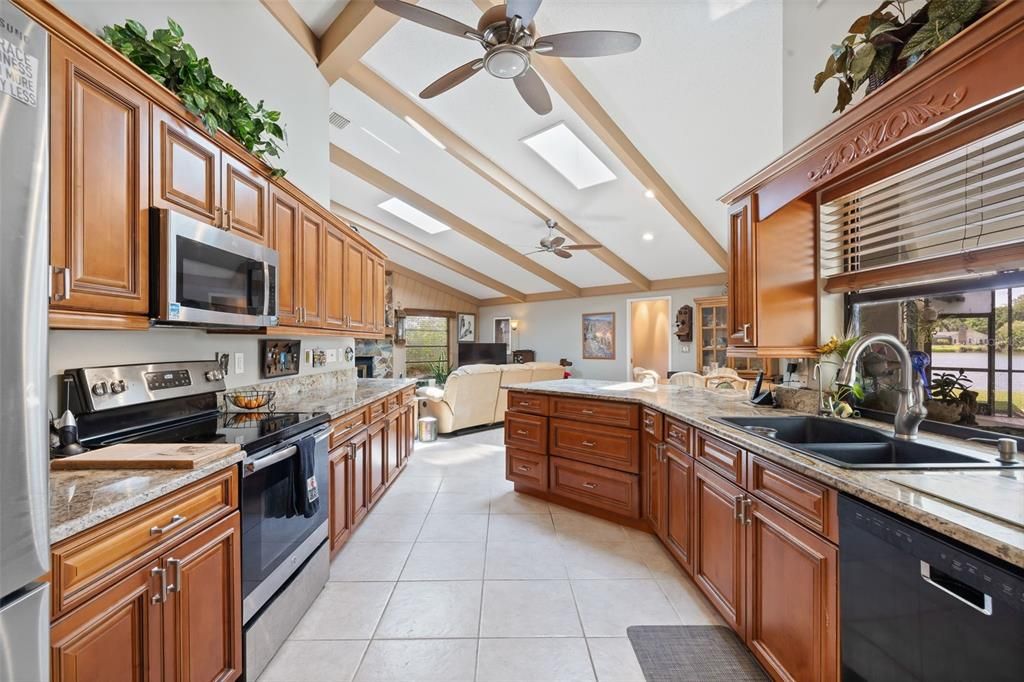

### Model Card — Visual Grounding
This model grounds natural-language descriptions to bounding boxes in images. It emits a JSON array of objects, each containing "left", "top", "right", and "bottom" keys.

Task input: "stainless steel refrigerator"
[{"left": 0, "top": 1, "right": 51, "bottom": 679}]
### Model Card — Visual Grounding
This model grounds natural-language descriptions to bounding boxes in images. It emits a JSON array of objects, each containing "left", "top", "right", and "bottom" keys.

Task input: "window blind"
[{"left": 821, "top": 120, "right": 1024, "bottom": 285}]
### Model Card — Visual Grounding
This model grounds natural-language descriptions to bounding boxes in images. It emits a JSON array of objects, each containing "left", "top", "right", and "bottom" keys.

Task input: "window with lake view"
[{"left": 405, "top": 315, "right": 450, "bottom": 380}]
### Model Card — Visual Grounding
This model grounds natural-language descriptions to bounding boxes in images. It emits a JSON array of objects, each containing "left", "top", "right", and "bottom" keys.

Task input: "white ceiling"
[
  {"left": 291, "top": 0, "right": 351, "bottom": 36},
  {"left": 312, "top": 0, "right": 789, "bottom": 298}
]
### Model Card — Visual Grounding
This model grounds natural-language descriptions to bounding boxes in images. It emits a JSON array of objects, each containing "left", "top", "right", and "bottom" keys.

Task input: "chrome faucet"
[
  {"left": 812, "top": 359, "right": 842, "bottom": 417},
  {"left": 836, "top": 333, "right": 927, "bottom": 440}
]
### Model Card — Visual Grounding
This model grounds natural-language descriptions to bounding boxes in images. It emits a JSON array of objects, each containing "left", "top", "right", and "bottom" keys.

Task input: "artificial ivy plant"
[
  {"left": 102, "top": 18, "right": 287, "bottom": 177},
  {"left": 814, "top": 0, "right": 991, "bottom": 114}
]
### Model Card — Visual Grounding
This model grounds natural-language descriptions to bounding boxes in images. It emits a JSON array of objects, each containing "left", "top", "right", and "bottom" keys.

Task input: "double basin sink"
[{"left": 712, "top": 415, "right": 1023, "bottom": 470}]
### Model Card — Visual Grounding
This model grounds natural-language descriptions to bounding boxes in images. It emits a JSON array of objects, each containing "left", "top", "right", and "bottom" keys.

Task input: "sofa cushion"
[{"left": 416, "top": 386, "right": 445, "bottom": 400}]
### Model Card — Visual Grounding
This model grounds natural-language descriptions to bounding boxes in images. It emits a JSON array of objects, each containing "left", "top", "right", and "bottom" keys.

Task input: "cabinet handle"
[
  {"left": 515, "top": 429, "right": 528, "bottom": 436},
  {"left": 733, "top": 496, "right": 745, "bottom": 523},
  {"left": 225, "top": 209, "right": 232, "bottom": 228},
  {"left": 150, "top": 514, "right": 187, "bottom": 536},
  {"left": 741, "top": 323, "right": 751, "bottom": 343},
  {"left": 581, "top": 440, "right": 596, "bottom": 447},
  {"left": 151, "top": 567, "right": 168, "bottom": 604},
  {"left": 519, "top": 401, "right": 532, "bottom": 407},
  {"left": 167, "top": 558, "right": 182, "bottom": 593},
  {"left": 580, "top": 408, "right": 595, "bottom": 415},
  {"left": 51, "top": 266, "right": 72, "bottom": 302},
  {"left": 517, "top": 465, "right": 532, "bottom": 472},
  {"left": 582, "top": 482, "right": 598, "bottom": 489},
  {"left": 742, "top": 498, "right": 753, "bottom": 526}
]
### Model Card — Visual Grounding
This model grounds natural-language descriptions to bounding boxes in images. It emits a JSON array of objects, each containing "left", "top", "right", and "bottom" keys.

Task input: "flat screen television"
[{"left": 458, "top": 342, "right": 507, "bottom": 366}]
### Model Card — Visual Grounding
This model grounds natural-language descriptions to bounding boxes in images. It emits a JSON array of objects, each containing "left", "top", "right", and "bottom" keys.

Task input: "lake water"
[{"left": 930, "top": 350, "right": 1024, "bottom": 393}]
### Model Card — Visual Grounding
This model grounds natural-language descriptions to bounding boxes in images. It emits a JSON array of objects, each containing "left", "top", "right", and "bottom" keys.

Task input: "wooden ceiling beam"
[
  {"left": 260, "top": 1, "right": 319, "bottom": 63},
  {"left": 343, "top": 62, "right": 651, "bottom": 290},
  {"left": 331, "top": 145, "right": 581, "bottom": 296},
  {"left": 387, "top": 262, "right": 484, "bottom": 308},
  {"left": 475, "top": 272, "right": 727, "bottom": 306},
  {"left": 470, "top": 0, "right": 727, "bottom": 270},
  {"left": 318, "top": 0, "right": 413, "bottom": 83},
  {"left": 331, "top": 201, "right": 526, "bottom": 302}
]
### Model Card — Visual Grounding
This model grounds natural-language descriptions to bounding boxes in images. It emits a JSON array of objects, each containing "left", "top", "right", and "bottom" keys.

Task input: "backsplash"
[
  {"left": 231, "top": 367, "right": 357, "bottom": 406},
  {"left": 355, "top": 338, "right": 395, "bottom": 378}
]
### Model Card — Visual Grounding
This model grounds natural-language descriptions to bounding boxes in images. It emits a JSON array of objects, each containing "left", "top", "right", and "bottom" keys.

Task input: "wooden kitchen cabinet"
[
  {"left": 349, "top": 429, "right": 371, "bottom": 527},
  {"left": 323, "top": 223, "right": 348, "bottom": 331},
  {"left": 664, "top": 445, "right": 694, "bottom": 575},
  {"left": 270, "top": 188, "right": 302, "bottom": 326},
  {"left": 50, "top": 558, "right": 162, "bottom": 682},
  {"left": 373, "top": 256, "right": 387, "bottom": 333},
  {"left": 49, "top": 39, "right": 150, "bottom": 326},
  {"left": 746, "top": 497, "right": 838, "bottom": 682},
  {"left": 329, "top": 444, "right": 354, "bottom": 556},
  {"left": 694, "top": 462, "right": 746, "bottom": 633},
  {"left": 344, "top": 240, "right": 370, "bottom": 333},
  {"left": 400, "top": 404, "right": 415, "bottom": 467},
  {"left": 643, "top": 436, "right": 667, "bottom": 538},
  {"left": 221, "top": 151, "right": 269, "bottom": 244},
  {"left": 367, "top": 419, "right": 387, "bottom": 505},
  {"left": 385, "top": 409, "right": 401, "bottom": 483},
  {"left": 152, "top": 106, "right": 221, "bottom": 226},
  {"left": 298, "top": 208, "right": 325, "bottom": 327},
  {"left": 727, "top": 196, "right": 756, "bottom": 349},
  {"left": 161, "top": 513, "right": 242, "bottom": 682}
]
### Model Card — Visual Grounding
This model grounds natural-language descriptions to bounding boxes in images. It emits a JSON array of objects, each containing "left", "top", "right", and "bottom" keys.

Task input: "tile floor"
[{"left": 258, "top": 428, "right": 723, "bottom": 682}]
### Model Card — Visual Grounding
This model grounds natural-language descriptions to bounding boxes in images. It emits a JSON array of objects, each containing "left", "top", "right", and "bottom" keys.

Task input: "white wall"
[
  {"left": 48, "top": 328, "right": 355, "bottom": 412},
  {"left": 479, "top": 285, "right": 725, "bottom": 382},
  {"left": 55, "top": 0, "right": 330, "bottom": 206},
  {"left": 782, "top": 0, "right": 881, "bottom": 151}
]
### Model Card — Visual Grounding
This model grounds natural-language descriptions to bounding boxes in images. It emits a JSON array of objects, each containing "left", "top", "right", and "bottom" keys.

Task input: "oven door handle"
[{"left": 245, "top": 445, "right": 298, "bottom": 476}]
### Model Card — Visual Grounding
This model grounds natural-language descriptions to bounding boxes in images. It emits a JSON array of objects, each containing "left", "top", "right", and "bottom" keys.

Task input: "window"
[{"left": 405, "top": 314, "right": 450, "bottom": 379}]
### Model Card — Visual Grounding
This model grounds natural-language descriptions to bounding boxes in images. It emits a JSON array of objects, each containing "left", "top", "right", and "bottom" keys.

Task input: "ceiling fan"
[
  {"left": 523, "top": 220, "right": 602, "bottom": 259},
  {"left": 373, "top": 0, "right": 641, "bottom": 115}
]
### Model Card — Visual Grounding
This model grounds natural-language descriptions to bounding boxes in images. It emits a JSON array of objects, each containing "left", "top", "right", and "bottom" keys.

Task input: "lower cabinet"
[
  {"left": 693, "top": 463, "right": 747, "bottom": 633},
  {"left": 368, "top": 419, "right": 387, "bottom": 505},
  {"left": 329, "top": 443, "right": 355, "bottom": 556},
  {"left": 349, "top": 429, "right": 370, "bottom": 528},
  {"left": 644, "top": 436, "right": 667, "bottom": 538},
  {"left": 664, "top": 446, "right": 694, "bottom": 574},
  {"left": 385, "top": 410, "right": 401, "bottom": 483},
  {"left": 401, "top": 404, "right": 415, "bottom": 467}
]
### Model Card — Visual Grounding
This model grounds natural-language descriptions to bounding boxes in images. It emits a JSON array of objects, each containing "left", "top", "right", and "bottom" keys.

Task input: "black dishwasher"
[{"left": 839, "top": 495, "right": 1024, "bottom": 681}]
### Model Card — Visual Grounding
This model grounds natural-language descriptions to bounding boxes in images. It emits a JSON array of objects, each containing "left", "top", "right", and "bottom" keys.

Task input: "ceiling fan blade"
[
  {"left": 374, "top": 0, "right": 481, "bottom": 40},
  {"left": 534, "top": 30, "right": 641, "bottom": 58},
  {"left": 522, "top": 249, "right": 546, "bottom": 256},
  {"left": 564, "top": 243, "right": 602, "bottom": 250},
  {"left": 420, "top": 60, "right": 484, "bottom": 98},
  {"left": 513, "top": 68, "right": 552, "bottom": 115},
  {"left": 506, "top": 0, "right": 542, "bottom": 26},
  {"left": 554, "top": 247, "right": 573, "bottom": 259},
  {"left": 549, "top": 235, "right": 566, "bottom": 248}
]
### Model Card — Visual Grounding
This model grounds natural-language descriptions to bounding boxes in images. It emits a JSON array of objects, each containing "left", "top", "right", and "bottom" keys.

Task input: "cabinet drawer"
[
  {"left": 549, "top": 418, "right": 640, "bottom": 473},
  {"left": 748, "top": 455, "right": 838, "bottom": 542},
  {"left": 401, "top": 387, "right": 416, "bottom": 405},
  {"left": 550, "top": 397, "right": 639, "bottom": 429},
  {"left": 51, "top": 466, "right": 238, "bottom": 617},
  {"left": 506, "top": 448, "right": 548, "bottom": 490},
  {"left": 368, "top": 399, "right": 387, "bottom": 422},
  {"left": 330, "top": 409, "right": 369, "bottom": 449},
  {"left": 665, "top": 417, "right": 692, "bottom": 454},
  {"left": 386, "top": 393, "right": 401, "bottom": 413},
  {"left": 549, "top": 456, "right": 640, "bottom": 518},
  {"left": 508, "top": 391, "right": 549, "bottom": 416},
  {"left": 504, "top": 412, "right": 548, "bottom": 454},
  {"left": 695, "top": 431, "right": 745, "bottom": 485},
  {"left": 641, "top": 408, "right": 663, "bottom": 439}
]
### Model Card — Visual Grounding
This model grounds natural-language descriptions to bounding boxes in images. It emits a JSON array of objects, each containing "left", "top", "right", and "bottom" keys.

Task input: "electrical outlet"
[
  {"left": 234, "top": 352, "right": 244, "bottom": 375},
  {"left": 326, "top": 349, "right": 338, "bottom": 363}
]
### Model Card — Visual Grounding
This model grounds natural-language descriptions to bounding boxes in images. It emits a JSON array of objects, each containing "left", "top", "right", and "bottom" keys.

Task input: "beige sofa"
[{"left": 417, "top": 362, "right": 564, "bottom": 434}]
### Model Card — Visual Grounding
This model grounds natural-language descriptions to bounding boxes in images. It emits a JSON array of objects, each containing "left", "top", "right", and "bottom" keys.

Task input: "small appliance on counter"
[{"left": 61, "top": 360, "right": 331, "bottom": 680}]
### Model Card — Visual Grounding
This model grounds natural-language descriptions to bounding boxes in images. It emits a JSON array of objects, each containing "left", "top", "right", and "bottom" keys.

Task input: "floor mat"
[{"left": 626, "top": 625, "right": 769, "bottom": 682}]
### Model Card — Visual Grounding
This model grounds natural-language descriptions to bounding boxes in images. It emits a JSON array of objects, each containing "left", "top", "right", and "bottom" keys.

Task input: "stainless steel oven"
[{"left": 151, "top": 208, "right": 279, "bottom": 327}]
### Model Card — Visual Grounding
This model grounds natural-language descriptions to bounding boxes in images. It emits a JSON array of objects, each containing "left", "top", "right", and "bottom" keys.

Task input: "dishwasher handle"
[{"left": 921, "top": 560, "right": 993, "bottom": 616}]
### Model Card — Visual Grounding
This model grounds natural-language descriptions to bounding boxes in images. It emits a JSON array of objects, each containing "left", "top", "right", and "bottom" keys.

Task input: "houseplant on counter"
[
  {"left": 102, "top": 18, "right": 287, "bottom": 176},
  {"left": 814, "top": 0, "right": 995, "bottom": 113}
]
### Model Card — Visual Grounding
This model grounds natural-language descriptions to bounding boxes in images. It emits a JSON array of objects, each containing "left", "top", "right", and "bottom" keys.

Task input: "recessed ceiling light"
[
  {"left": 521, "top": 122, "right": 616, "bottom": 190},
  {"left": 378, "top": 197, "right": 451, "bottom": 234},
  {"left": 642, "top": 232, "right": 654, "bottom": 241},
  {"left": 403, "top": 116, "right": 446, "bottom": 150},
  {"left": 360, "top": 126, "right": 400, "bottom": 154},
  {"left": 644, "top": 189, "right": 655, "bottom": 199}
]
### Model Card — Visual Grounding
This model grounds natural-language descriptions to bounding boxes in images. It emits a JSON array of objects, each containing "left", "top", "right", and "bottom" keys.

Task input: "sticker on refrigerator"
[
  {"left": 168, "top": 303, "right": 181, "bottom": 320},
  {"left": 0, "top": 36, "right": 39, "bottom": 107}
]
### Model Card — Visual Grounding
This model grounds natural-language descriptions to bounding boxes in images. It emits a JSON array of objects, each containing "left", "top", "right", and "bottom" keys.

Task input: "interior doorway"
[{"left": 627, "top": 296, "right": 672, "bottom": 382}]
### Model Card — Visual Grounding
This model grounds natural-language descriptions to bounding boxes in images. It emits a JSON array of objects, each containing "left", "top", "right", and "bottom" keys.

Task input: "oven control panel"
[{"left": 145, "top": 369, "right": 192, "bottom": 391}]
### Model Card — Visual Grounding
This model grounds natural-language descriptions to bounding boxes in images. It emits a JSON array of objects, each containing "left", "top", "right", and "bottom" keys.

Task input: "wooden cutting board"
[{"left": 51, "top": 443, "right": 242, "bottom": 470}]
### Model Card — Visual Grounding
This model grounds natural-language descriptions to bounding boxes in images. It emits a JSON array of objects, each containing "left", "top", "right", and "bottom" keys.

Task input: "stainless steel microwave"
[{"left": 151, "top": 208, "right": 279, "bottom": 328}]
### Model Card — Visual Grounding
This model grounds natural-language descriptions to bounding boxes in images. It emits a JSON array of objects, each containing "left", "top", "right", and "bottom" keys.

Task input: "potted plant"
[
  {"left": 926, "top": 369, "right": 978, "bottom": 424},
  {"left": 426, "top": 359, "right": 452, "bottom": 388},
  {"left": 817, "top": 334, "right": 865, "bottom": 417}
]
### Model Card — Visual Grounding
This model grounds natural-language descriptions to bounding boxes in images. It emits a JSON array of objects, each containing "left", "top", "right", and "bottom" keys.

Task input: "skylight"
[
  {"left": 378, "top": 198, "right": 451, "bottom": 234},
  {"left": 521, "top": 122, "right": 616, "bottom": 190}
]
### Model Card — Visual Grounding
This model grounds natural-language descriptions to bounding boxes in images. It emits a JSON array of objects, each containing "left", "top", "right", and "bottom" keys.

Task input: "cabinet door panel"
[
  {"left": 222, "top": 153, "right": 268, "bottom": 243},
  {"left": 385, "top": 412, "right": 401, "bottom": 484},
  {"left": 727, "top": 197, "right": 756, "bottom": 348},
  {"left": 344, "top": 240, "right": 368, "bottom": 331},
  {"left": 665, "top": 448, "right": 694, "bottom": 575},
  {"left": 374, "top": 257, "right": 386, "bottom": 333},
  {"left": 270, "top": 188, "right": 301, "bottom": 326},
  {"left": 50, "top": 40, "right": 149, "bottom": 315},
  {"left": 162, "top": 512, "right": 242, "bottom": 682},
  {"left": 746, "top": 499, "right": 838, "bottom": 682},
  {"left": 299, "top": 208, "right": 324, "bottom": 327},
  {"left": 368, "top": 420, "right": 387, "bottom": 505},
  {"left": 350, "top": 430, "right": 370, "bottom": 527},
  {"left": 402, "top": 405, "right": 415, "bottom": 466},
  {"left": 324, "top": 224, "right": 347, "bottom": 329},
  {"left": 152, "top": 107, "right": 220, "bottom": 224},
  {"left": 644, "top": 437, "right": 666, "bottom": 538},
  {"left": 329, "top": 447, "right": 353, "bottom": 555},
  {"left": 50, "top": 560, "right": 162, "bottom": 682},
  {"left": 693, "top": 463, "right": 745, "bottom": 633}
]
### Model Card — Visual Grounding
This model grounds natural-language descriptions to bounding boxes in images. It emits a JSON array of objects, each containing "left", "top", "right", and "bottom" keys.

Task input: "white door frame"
[{"left": 625, "top": 295, "right": 673, "bottom": 381}]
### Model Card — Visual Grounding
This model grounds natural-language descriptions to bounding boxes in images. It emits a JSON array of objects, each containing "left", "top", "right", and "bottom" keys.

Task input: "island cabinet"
[
  {"left": 49, "top": 467, "right": 242, "bottom": 682},
  {"left": 327, "top": 387, "right": 418, "bottom": 557}
]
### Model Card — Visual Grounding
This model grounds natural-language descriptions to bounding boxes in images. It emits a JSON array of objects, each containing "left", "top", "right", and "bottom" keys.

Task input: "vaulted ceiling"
[{"left": 265, "top": 0, "right": 785, "bottom": 303}]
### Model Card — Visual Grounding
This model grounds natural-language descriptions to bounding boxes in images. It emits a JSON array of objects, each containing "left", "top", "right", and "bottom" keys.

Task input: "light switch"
[{"left": 234, "top": 352, "right": 244, "bottom": 374}]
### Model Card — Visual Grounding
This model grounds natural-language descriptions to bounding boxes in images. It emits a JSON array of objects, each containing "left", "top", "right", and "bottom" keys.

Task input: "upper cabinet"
[
  {"left": 270, "top": 188, "right": 302, "bottom": 327},
  {"left": 298, "top": 207, "right": 325, "bottom": 328},
  {"left": 727, "top": 198, "right": 756, "bottom": 349},
  {"left": 344, "top": 240, "right": 369, "bottom": 333},
  {"left": 49, "top": 39, "right": 150, "bottom": 330},
  {"left": 152, "top": 107, "right": 268, "bottom": 244}
]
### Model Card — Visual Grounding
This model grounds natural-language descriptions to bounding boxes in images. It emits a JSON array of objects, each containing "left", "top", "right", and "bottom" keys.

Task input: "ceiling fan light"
[{"left": 484, "top": 46, "right": 530, "bottom": 79}]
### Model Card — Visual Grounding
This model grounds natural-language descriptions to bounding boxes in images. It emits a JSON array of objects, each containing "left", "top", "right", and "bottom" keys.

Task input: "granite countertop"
[
  {"left": 274, "top": 378, "right": 419, "bottom": 420},
  {"left": 506, "top": 379, "right": 1024, "bottom": 568},
  {"left": 49, "top": 448, "right": 244, "bottom": 545}
]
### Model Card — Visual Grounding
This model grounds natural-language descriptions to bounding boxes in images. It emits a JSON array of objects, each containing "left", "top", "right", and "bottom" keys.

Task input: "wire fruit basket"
[{"left": 224, "top": 389, "right": 276, "bottom": 411}]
